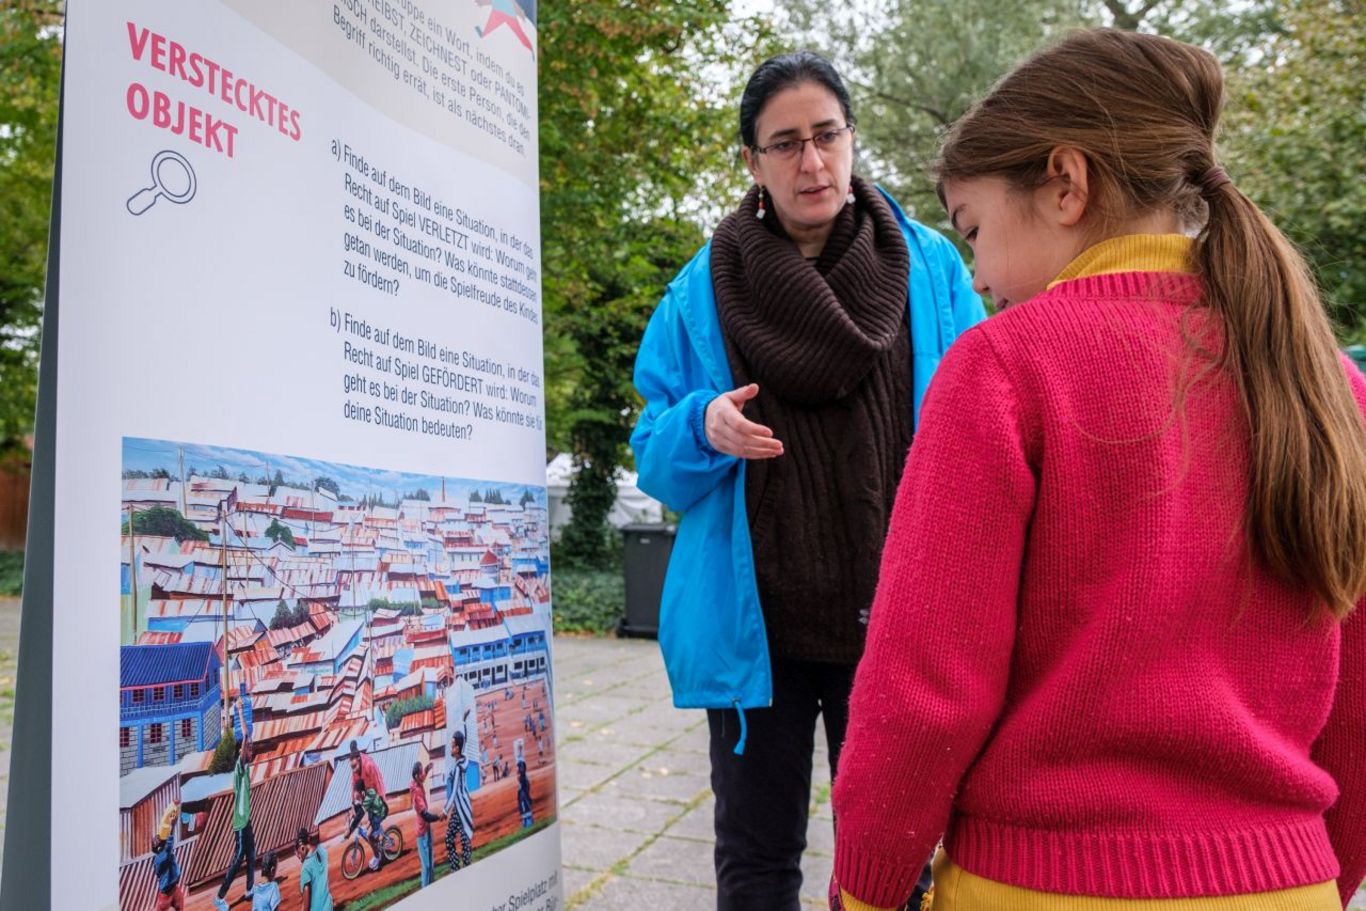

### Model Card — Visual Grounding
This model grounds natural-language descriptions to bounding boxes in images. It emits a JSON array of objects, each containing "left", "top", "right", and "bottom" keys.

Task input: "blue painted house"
[
  {"left": 449, "top": 615, "right": 549, "bottom": 689},
  {"left": 120, "top": 642, "right": 222, "bottom": 775}
]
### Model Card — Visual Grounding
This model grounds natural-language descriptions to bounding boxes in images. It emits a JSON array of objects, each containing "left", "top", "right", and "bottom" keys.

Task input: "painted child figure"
[
  {"left": 249, "top": 852, "right": 281, "bottom": 911},
  {"left": 151, "top": 802, "right": 184, "bottom": 911},
  {"left": 411, "top": 761, "right": 443, "bottom": 887}
]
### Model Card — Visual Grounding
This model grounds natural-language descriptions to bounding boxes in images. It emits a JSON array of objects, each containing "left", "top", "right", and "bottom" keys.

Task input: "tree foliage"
[
  {"left": 1220, "top": 0, "right": 1366, "bottom": 339},
  {"left": 539, "top": 0, "right": 775, "bottom": 566},
  {"left": 773, "top": 0, "right": 1361, "bottom": 337},
  {"left": 366, "top": 597, "right": 422, "bottom": 616},
  {"left": 0, "top": 0, "right": 62, "bottom": 447},
  {"left": 777, "top": 0, "right": 1089, "bottom": 222},
  {"left": 774, "top": 0, "right": 1280, "bottom": 225},
  {"left": 557, "top": 217, "right": 708, "bottom": 567}
]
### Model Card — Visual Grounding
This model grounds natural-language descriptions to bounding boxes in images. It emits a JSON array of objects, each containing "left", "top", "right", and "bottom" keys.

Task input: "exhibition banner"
[{"left": 3, "top": 2, "right": 559, "bottom": 909}]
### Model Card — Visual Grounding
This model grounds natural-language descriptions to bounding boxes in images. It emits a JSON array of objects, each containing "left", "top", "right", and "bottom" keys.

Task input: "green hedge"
[
  {"left": 0, "top": 551, "right": 23, "bottom": 597},
  {"left": 551, "top": 567, "right": 624, "bottom": 635}
]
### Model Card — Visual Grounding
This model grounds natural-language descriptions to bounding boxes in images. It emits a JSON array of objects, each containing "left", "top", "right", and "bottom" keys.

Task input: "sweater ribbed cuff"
[{"left": 833, "top": 836, "right": 926, "bottom": 909}]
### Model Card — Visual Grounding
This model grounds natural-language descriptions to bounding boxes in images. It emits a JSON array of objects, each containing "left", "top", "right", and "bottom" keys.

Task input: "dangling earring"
[
  {"left": 755, "top": 186, "right": 766, "bottom": 220},
  {"left": 845, "top": 187, "right": 856, "bottom": 206}
]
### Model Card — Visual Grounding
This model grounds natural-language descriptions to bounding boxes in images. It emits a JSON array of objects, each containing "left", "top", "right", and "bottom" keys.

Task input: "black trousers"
[
  {"left": 707, "top": 657, "right": 933, "bottom": 911},
  {"left": 216, "top": 822, "right": 255, "bottom": 898}
]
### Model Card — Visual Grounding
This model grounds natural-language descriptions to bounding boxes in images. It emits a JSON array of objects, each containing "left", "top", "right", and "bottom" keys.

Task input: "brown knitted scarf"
[
  {"left": 712, "top": 176, "right": 910, "bottom": 404},
  {"left": 711, "top": 176, "right": 914, "bottom": 664}
]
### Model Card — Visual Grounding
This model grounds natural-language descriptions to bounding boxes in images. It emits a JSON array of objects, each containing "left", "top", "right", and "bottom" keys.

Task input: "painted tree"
[
  {"left": 265, "top": 517, "right": 295, "bottom": 547},
  {"left": 124, "top": 505, "right": 209, "bottom": 542},
  {"left": 270, "top": 600, "right": 292, "bottom": 631}
]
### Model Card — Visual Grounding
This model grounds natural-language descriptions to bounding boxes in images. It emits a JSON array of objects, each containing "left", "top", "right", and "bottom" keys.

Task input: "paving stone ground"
[
  {"left": 0, "top": 599, "right": 1362, "bottom": 908},
  {"left": 550, "top": 634, "right": 834, "bottom": 909}
]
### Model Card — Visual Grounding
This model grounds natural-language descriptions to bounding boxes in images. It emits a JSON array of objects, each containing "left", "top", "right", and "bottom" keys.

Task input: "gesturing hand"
[{"left": 704, "top": 384, "right": 783, "bottom": 460}]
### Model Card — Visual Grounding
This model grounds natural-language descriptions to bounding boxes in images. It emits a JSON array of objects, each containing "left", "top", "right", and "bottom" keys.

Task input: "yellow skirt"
[{"left": 928, "top": 852, "right": 1340, "bottom": 911}]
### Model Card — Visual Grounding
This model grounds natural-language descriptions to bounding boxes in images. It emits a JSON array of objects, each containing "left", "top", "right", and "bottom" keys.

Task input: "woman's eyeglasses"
[{"left": 753, "top": 125, "right": 855, "bottom": 161}]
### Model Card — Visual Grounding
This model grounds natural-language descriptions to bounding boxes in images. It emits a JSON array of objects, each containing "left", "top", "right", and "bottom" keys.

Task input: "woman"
[
  {"left": 829, "top": 29, "right": 1366, "bottom": 911},
  {"left": 631, "top": 51, "right": 983, "bottom": 910},
  {"left": 445, "top": 729, "right": 475, "bottom": 871}
]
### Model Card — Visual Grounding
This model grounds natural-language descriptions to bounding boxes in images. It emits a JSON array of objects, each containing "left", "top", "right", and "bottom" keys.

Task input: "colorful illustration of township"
[{"left": 117, "top": 437, "right": 556, "bottom": 910}]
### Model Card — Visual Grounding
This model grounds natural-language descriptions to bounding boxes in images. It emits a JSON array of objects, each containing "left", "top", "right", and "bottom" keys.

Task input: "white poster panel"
[{"left": 51, "top": 1, "right": 559, "bottom": 908}]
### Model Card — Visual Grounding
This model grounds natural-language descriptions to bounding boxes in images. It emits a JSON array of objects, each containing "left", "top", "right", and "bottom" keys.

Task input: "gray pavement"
[{"left": 550, "top": 635, "right": 833, "bottom": 909}]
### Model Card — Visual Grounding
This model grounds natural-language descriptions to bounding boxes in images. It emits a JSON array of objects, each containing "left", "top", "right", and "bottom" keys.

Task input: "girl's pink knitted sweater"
[{"left": 831, "top": 271, "right": 1366, "bottom": 908}]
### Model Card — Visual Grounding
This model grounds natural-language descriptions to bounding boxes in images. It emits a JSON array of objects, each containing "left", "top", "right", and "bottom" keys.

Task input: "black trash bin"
[{"left": 618, "top": 522, "right": 676, "bottom": 638}]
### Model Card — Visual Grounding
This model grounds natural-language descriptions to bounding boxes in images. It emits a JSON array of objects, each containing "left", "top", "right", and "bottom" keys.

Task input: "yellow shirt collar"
[{"left": 1047, "top": 234, "right": 1196, "bottom": 290}]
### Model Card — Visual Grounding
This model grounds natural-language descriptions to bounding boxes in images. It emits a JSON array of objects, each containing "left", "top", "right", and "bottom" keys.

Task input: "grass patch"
[
  {"left": 339, "top": 818, "right": 556, "bottom": 911},
  {"left": 551, "top": 567, "right": 624, "bottom": 635},
  {"left": 0, "top": 551, "right": 23, "bottom": 597}
]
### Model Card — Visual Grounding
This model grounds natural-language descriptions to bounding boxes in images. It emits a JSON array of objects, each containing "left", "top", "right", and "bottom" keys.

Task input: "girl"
[{"left": 830, "top": 27, "right": 1366, "bottom": 911}]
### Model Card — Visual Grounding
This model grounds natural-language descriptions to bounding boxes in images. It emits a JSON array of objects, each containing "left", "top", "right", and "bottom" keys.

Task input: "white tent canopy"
[{"left": 545, "top": 453, "right": 663, "bottom": 538}]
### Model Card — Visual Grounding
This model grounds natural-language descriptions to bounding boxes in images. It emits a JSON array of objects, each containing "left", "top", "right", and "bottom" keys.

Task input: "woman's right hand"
[{"left": 705, "top": 384, "right": 783, "bottom": 459}]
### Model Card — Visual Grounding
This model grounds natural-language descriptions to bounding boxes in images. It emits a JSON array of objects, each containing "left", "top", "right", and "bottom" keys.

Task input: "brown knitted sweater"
[{"left": 710, "top": 176, "right": 913, "bottom": 664}]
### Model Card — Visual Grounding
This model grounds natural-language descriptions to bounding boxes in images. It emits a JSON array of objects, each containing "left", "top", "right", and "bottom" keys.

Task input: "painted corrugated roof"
[
  {"left": 120, "top": 642, "right": 215, "bottom": 688},
  {"left": 252, "top": 710, "right": 325, "bottom": 744},
  {"left": 118, "top": 764, "right": 180, "bottom": 809},
  {"left": 140, "top": 552, "right": 194, "bottom": 570},
  {"left": 311, "top": 717, "right": 372, "bottom": 755},
  {"left": 182, "top": 762, "right": 329, "bottom": 888},
  {"left": 135, "top": 631, "right": 184, "bottom": 646},
  {"left": 252, "top": 734, "right": 319, "bottom": 765},
  {"left": 179, "top": 771, "right": 232, "bottom": 804},
  {"left": 225, "top": 625, "right": 262, "bottom": 652},
  {"left": 308, "top": 616, "right": 364, "bottom": 655},
  {"left": 145, "top": 599, "right": 221, "bottom": 619},
  {"left": 399, "top": 709, "right": 436, "bottom": 735}
]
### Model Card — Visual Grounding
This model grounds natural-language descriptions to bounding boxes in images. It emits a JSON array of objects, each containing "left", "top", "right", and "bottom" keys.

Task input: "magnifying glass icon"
[{"left": 126, "top": 150, "right": 197, "bottom": 216}]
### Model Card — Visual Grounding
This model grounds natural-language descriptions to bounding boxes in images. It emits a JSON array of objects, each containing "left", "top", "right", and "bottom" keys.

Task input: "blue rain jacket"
[{"left": 630, "top": 188, "right": 984, "bottom": 741}]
